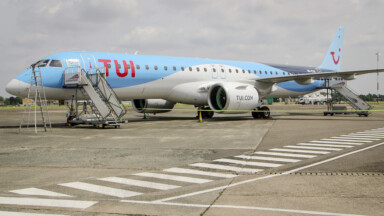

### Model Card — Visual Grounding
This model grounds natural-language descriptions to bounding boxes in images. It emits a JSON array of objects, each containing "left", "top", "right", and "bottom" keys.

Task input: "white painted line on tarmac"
[
  {"left": 0, "top": 197, "right": 96, "bottom": 209},
  {"left": 0, "top": 211, "right": 68, "bottom": 216},
  {"left": 150, "top": 142, "right": 384, "bottom": 203},
  {"left": 253, "top": 151, "right": 316, "bottom": 158},
  {"left": 99, "top": 177, "right": 180, "bottom": 190},
  {"left": 235, "top": 155, "right": 301, "bottom": 163},
  {"left": 214, "top": 158, "right": 282, "bottom": 168},
  {"left": 356, "top": 131, "right": 384, "bottom": 134},
  {"left": 270, "top": 148, "right": 330, "bottom": 154},
  {"left": 284, "top": 145, "right": 342, "bottom": 151},
  {"left": 164, "top": 168, "right": 237, "bottom": 178},
  {"left": 59, "top": 182, "right": 142, "bottom": 198},
  {"left": 253, "top": 151, "right": 317, "bottom": 158},
  {"left": 10, "top": 187, "right": 72, "bottom": 197},
  {"left": 190, "top": 163, "right": 262, "bottom": 174},
  {"left": 345, "top": 134, "right": 384, "bottom": 138},
  {"left": 298, "top": 143, "right": 353, "bottom": 148},
  {"left": 134, "top": 172, "right": 212, "bottom": 184},
  {"left": 310, "top": 140, "right": 362, "bottom": 145},
  {"left": 122, "top": 200, "right": 365, "bottom": 216},
  {"left": 340, "top": 135, "right": 383, "bottom": 139},
  {"left": 332, "top": 136, "right": 380, "bottom": 141},
  {"left": 368, "top": 128, "right": 384, "bottom": 131},
  {"left": 321, "top": 138, "right": 372, "bottom": 143}
]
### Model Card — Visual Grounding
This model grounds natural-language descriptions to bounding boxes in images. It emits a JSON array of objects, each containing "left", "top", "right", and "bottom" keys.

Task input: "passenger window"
[
  {"left": 107, "top": 63, "right": 111, "bottom": 69},
  {"left": 229, "top": 69, "right": 232, "bottom": 73},
  {"left": 173, "top": 66, "right": 177, "bottom": 71},
  {"left": 265, "top": 71, "right": 267, "bottom": 74},
  {"left": 259, "top": 70, "right": 262, "bottom": 74},
  {"left": 117, "top": 64, "right": 121, "bottom": 69},
  {"left": 136, "top": 65, "right": 140, "bottom": 70},
  {"left": 181, "top": 67, "right": 185, "bottom": 71},
  {"left": 154, "top": 65, "right": 158, "bottom": 70},
  {"left": 283, "top": 72, "right": 285, "bottom": 75},
  {"left": 164, "top": 66, "right": 168, "bottom": 71},
  {"left": 236, "top": 69, "right": 238, "bottom": 73},
  {"left": 221, "top": 69, "right": 224, "bottom": 73},
  {"left": 275, "top": 71, "right": 278, "bottom": 75},
  {"left": 253, "top": 70, "right": 256, "bottom": 74},
  {"left": 49, "top": 60, "right": 62, "bottom": 67},
  {"left": 248, "top": 70, "right": 251, "bottom": 74},
  {"left": 213, "top": 68, "right": 216, "bottom": 72},
  {"left": 145, "top": 65, "right": 149, "bottom": 70},
  {"left": 189, "top": 67, "right": 192, "bottom": 72},
  {"left": 204, "top": 68, "right": 207, "bottom": 72},
  {"left": 197, "top": 67, "right": 200, "bottom": 72},
  {"left": 242, "top": 70, "right": 245, "bottom": 73},
  {"left": 270, "top": 71, "right": 273, "bottom": 75}
]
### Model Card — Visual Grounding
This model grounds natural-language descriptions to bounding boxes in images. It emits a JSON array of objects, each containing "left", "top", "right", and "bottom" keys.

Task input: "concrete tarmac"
[{"left": 0, "top": 104, "right": 383, "bottom": 216}]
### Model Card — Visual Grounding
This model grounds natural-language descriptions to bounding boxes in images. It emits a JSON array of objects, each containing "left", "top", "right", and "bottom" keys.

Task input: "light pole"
[{"left": 376, "top": 52, "right": 381, "bottom": 103}]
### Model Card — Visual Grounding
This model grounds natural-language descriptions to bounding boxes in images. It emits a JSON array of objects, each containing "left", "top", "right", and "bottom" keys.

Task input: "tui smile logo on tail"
[{"left": 330, "top": 48, "right": 341, "bottom": 65}]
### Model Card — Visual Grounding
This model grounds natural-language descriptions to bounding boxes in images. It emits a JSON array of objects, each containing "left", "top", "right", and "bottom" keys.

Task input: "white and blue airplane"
[{"left": 5, "top": 27, "right": 383, "bottom": 118}]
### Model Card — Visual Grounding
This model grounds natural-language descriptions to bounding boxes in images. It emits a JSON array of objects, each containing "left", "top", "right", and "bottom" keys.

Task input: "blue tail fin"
[{"left": 319, "top": 26, "right": 344, "bottom": 72}]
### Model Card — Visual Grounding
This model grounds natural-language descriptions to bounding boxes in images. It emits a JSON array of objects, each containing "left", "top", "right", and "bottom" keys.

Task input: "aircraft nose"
[{"left": 6, "top": 79, "right": 26, "bottom": 97}]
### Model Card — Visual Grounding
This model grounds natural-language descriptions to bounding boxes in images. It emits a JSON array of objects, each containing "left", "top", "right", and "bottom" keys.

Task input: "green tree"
[
  {"left": 15, "top": 96, "right": 22, "bottom": 104},
  {"left": 0, "top": 96, "right": 4, "bottom": 101},
  {"left": 4, "top": 98, "right": 10, "bottom": 105}
]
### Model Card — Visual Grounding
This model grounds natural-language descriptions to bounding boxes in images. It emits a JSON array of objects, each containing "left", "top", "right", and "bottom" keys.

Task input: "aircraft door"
[
  {"left": 212, "top": 64, "right": 218, "bottom": 79},
  {"left": 80, "top": 53, "right": 97, "bottom": 74}
]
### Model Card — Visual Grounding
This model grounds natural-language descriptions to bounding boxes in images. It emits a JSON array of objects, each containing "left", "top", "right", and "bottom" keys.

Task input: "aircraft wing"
[{"left": 255, "top": 68, "right": 384, "bottom": 84}]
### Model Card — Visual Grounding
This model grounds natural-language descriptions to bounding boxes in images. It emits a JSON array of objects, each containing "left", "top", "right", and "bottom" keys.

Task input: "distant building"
[{"left": 22, "top": 98, "right": 34, "bottom": 105}]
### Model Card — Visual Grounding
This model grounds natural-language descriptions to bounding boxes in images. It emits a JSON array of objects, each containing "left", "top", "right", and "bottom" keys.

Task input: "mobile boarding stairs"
[
  {"left": 324, "top": 79, "right": 371, "bottom": 117},
  {"left": 63, "top": 67, "right": 127, "bottom": 128}
]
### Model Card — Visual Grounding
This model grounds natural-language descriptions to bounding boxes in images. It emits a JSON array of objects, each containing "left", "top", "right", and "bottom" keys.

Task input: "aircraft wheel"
[
  {"left": 202, "top": 107, "right": 214, "bottom": 119},
  {"left": 252, "top": 109, "right": 261, "bottom": 119},
  {"left": 260, "top": 106, "right": 271, "bottom": 119}
]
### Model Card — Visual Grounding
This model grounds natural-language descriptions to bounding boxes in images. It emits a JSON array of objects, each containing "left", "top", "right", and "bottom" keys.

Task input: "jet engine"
[
  {"left": 208, "top": 82, "right": 259, "bottom": 113},
  {"left": 132, "top": 99, "right": 175, "bottom": 113}
]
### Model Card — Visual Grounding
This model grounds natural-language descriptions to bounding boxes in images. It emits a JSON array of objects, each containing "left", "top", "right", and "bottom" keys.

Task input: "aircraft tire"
[
  {"left": 252, "top": 109, "right": 261, "bottom": 119},
  {"left": 260, "top": 106, "right": 271, "bottom": 119}
]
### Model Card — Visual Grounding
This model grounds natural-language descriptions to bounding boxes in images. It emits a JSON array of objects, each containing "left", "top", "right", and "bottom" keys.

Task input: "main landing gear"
[
  {"left": 197, "top": 107, "right": 214, "bottom": 119},
  {"left": 252, "top": 106, "right": 271, "bottom": 119}
]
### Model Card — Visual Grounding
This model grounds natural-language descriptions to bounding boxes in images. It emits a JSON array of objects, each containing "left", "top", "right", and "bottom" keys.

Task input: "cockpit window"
[
  {"left": 33, "top": 59, "right": 49, "bottom": 68},
  {"left": 49, "top": 60, "right": 63, "bottom": 67}
]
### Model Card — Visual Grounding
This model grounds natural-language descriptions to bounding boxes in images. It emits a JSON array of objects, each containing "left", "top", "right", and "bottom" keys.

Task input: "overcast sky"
[{"left": 1, "top": 0, "right": 383, "bottom": 98}]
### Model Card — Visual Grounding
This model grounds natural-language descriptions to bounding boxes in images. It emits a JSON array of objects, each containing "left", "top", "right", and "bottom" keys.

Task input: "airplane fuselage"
[{"left": 7, "top": 51, "right": 326, "bottom": 105}]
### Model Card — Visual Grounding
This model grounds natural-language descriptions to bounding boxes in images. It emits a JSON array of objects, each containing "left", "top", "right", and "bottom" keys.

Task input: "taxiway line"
[
  {"left": 134, "top": 172, "right": 212, "bottom": 184},
  {"left": 253, "top": 151, "right": 317, "bottom": 158},
  {"left": 152, "top": 142, "right": 384, "bottom": 203},
  {"left": 190, "top": 163, "right": 262, "bottom": 173},
  {"left": 284, "top": 145, "right": 342, "bottom": 151},
  {"left": 164, "top": 168, "right": 238, "bottom": 178},
  {"left": 10, "top": 187, "right": 72, "bottom": 197},
  {"left": 59, "top": 182, "right": 142, "bottom": 198},
  {"left": 235, "top": 155, "right": 301, "bottom": 163},
  {"left": 98, "top": 177, "right": 181, "bottom": 190},
  {"left": 270, "top": 148, "right": 330, "bottom": 154},
  {"left": 0, "top": 197, "right": 96, "bottom": 209},
  {"left": 214, "top": 158, "right": 282, "bottom": 168}
]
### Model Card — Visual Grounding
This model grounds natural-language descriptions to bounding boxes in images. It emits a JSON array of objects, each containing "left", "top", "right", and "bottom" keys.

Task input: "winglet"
[{"left": 319, "top": 27, "right": 345, "bottom": 72}]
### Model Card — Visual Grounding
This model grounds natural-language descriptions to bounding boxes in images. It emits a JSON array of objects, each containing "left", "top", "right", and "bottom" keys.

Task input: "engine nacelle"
[
  {"left": 132, "top": 99, "right": 175, "bottom": 114},
  {"left": 208, "top": 83, "right": 259, "bottom": 113}
]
